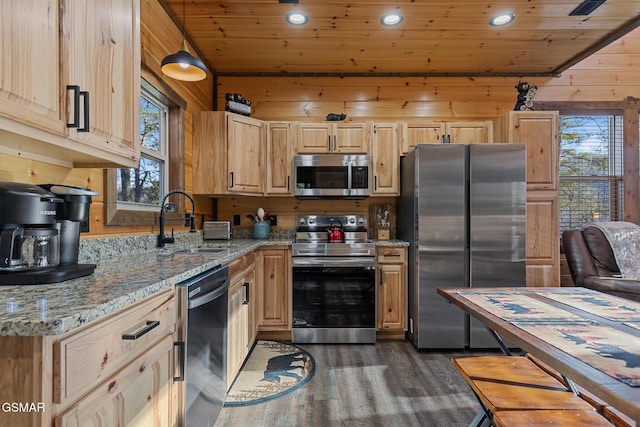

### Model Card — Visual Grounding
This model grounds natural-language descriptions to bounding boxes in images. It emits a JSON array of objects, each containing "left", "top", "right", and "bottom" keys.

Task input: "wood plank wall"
[{"left": 1, "top": 2, "right": 639, "bottom": 239}]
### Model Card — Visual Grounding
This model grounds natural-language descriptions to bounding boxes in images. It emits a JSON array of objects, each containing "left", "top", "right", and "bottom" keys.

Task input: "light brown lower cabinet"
[
  {"left": 0, "top": 289, "right": 177, "bottom": 427},
  {"left": 227, "top": 254, "right": 256, "bottom": 384},
  {"left": 54, "top": 335, "right": 175, "bottom": 427},
  {"left": 376, "top": 247, "right": 408, "bottom": 332},
  {"left": 256, "top": 246, "right": 291, "bottom": 332}
]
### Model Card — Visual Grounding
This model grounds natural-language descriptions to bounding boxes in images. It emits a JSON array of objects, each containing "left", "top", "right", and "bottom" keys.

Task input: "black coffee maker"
[{"left": 0, "top": 182, "right": 99, "bottom": 285}]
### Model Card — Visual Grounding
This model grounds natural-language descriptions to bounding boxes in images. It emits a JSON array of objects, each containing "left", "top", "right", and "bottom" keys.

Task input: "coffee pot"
[
  {"left": 0, "top": 183, "right": 62, "bottom": 271},
  {"left": 0, "top": 182, "right": 98, "bottom": 284}
]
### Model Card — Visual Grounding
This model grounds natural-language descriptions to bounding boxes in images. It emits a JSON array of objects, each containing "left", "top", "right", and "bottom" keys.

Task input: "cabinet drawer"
[
  {"left": 53, "top": 290, "right": 176, "bottom": 405},
  {"left": 228, "top": 252, "right": 256, "bottom": 279},
  {"left": 376, "top": 247, "right": 407, "bottom": 264}
]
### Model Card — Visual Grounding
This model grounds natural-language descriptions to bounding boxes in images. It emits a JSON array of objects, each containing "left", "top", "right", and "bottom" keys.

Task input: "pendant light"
[{"left": 161, "top": 0, "right": 207, "bottom": 82}]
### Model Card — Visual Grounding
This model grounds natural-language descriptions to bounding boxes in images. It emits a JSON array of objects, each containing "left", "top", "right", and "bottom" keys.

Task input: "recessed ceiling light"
[
  {"left": 286, "top": 11, "right": 308, "bottom": 26},
  {"left": 381, "top": 12, "right": 403, "bottom": 27},
  {"left": 489, "top": 13, "right": 515, "bottom": 27}
]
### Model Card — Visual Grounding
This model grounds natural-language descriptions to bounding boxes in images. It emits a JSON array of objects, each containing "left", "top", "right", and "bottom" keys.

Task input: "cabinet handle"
[
  {"left": 230, "top": 172, "right": 234, "bottom": 187},
  {"left": 327, "top": 135, "right": 331, "bottom": 151},
  {"left": 66, "top": 85, "right": 80, "bottom": 128},
  {"left": 122, "top": 320, "right": 160, "bottom": 340},
  {"left": 243, "top": 282, "right": 250, "bottom": 304},
  {"left": 374, "top": 176, "right": 377, "bottom": 190},
  {"left": 287, "top": 175, "right": 290, "bottom": 191},
  {"left": 333, "top": 135, "right": 336, "bottom": 151},
  {"left": 79, "top": 90, "right": 90, "bottom": 132},
  {"left": 379, "top": 268, "right": 384, "bottom": 286},
  {"left": 173, "top": 341, "right": 185, "bottom": 381},
  {"left": 383, "top": 253, "right": 401, "bottom": 257}
]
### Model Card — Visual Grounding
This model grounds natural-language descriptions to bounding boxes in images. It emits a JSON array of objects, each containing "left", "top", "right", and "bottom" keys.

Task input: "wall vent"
[{"left": 569, "top": 0, "right": 607, "bottom": 16}]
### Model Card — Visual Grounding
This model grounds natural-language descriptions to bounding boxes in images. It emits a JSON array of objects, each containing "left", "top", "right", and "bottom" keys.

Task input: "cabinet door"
[
  {"left": 511, "top": 111, "right": 559, "bottom": 190},
  {"left": 295, "top": 122, "right": 332, "bottom": 153},
  {"left": 62, "top": 0, "right": 140, "bottom": 162},
  {"left": 372, "top": 123, "right": 399, "bottom": 196},
  {"left": 257, "top": 248, "right": 290, "bottom": 330},
  {"left": 445, "top": 121, "right": 492, "bottom": 144},
  {"left": 333, "top": 122, "right": 370, "bottom": 153},
  {"left": 295, "top": 122, "right": 370, "bottom": 153},
  {"left": 0, "top": 0, "right": 65, "bottom": 135},
  {"left": 55, "top": 336, "right": 175, "bottom": 427},
  {"left": 265, "top": 122, "right": 293, "bottom": 195},
  {"left": 227, "top": 114, "right": 263, "bottom": 194},
  {"left": 227, "top": 277, "right": 248, "bottom": 383},
  {"left": 526, "top": 190, "right": 560, "bottom": 286},
  {"left": 377, "top": 264, "right": 406, "bottom": 331},
  {"left": 401, "top": 121, "right": 445, "bottom": 154}
]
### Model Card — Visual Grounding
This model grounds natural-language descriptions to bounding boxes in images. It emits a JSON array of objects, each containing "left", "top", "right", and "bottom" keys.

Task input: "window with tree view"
[
  {"left": 117, "top": 89, "right": 168, "bottom": 208},
  {"left": 559, "top": 115, "right": 623, "bottom": 233}
]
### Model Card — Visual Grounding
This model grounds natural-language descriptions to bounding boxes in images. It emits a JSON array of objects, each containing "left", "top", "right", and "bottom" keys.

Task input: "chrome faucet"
[{"left": 158, "top": 189, "right": 197, "bottom": 248}]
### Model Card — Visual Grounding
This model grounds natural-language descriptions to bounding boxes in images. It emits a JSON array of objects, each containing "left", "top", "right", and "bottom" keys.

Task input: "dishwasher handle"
[{"left": 188, "top": 280, "right": 228, "bottom": 309}]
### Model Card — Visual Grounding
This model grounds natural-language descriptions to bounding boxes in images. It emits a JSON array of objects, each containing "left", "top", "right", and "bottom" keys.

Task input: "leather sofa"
[{"left": 563, "top": 226, "right": 640, "bottom": 302}]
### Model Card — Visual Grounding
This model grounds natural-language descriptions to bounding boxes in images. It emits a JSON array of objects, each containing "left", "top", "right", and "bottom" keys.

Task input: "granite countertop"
[{"left": 0, "top": 236, "right": 408, "bottom": 337}]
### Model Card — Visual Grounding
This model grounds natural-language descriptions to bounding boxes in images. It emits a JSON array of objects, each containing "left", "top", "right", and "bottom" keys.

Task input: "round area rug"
[{"left": 224, "top": 340, "right": 315, "bottom": 407}]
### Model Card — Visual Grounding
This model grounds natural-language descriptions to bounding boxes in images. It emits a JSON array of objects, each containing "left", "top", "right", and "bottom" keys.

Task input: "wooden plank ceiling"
[{"left": 160, "top": 0, "right": 640, "bottom": 77}]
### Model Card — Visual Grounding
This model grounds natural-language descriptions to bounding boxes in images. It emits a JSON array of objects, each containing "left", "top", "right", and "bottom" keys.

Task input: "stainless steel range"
[{"left": 292, "top": 215, "right": 376, "bottom": 344}]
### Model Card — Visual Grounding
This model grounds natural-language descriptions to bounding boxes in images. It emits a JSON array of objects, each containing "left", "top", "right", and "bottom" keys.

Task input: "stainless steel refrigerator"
[{"left": 397, "top": 144, "right": 526, "bottom": 349}]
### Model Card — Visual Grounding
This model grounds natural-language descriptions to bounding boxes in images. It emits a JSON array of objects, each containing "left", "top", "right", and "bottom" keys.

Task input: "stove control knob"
[
  {"left": 308, "top": 217, "right": 315, "bottom": 225},
  {"left": 357, "top": 217, "right": 364, "bottom": 224},
  {"left": 348, "top": 217, "right": 356, "bottom": 224}
]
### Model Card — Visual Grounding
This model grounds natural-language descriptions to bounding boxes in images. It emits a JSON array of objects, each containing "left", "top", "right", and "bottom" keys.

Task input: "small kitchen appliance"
[
  {"left": 0, "top": 182, "right": 99, "bottom": 285},
  {"left": 293, "top": 154, "right": 371, "bottom": 198},
  {"left": 202, "top": 221, "right": 233, "bottom": 240}
]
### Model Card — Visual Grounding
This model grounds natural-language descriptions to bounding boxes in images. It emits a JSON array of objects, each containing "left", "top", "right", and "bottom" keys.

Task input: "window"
[
  {"left": 105, "top": 74, "right": 186, "bottom": 227},
  {"left": 559, "top": 115, "right": 624, "bottom": 232},
  {"left": 116, "top": 88, "right": 169, "bottom": 209}
]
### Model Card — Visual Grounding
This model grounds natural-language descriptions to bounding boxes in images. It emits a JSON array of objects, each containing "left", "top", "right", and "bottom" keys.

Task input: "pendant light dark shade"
[{"left": 161, "top": 0, "right": 207, "bottom": 81}]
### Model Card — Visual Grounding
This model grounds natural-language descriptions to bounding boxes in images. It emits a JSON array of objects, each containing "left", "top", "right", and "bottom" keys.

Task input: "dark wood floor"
[{"left": 215, "top": 340, "right": 494, "bottom": 427}]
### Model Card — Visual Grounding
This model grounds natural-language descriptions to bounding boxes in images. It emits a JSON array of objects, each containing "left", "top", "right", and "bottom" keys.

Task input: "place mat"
[
  {"left": 537, "top": 291, "right": 640, "bottom": 321},
  {"left": 224, "top": 340, "right": 315, "bottom": 407},
  {"left": 457, "top": 291, "right": 585, "bottom": 322},
  {"left": 513, "top": 321, "right": 640, "bottom": 387}
]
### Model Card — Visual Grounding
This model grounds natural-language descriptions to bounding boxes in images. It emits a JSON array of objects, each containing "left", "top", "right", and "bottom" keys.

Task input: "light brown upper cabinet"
[
  {"left": 295, "top": 122, "right": 371, "bottom": 154},
  {"left": 493, "top": 111, "right": 559, "bottom": 191},
  {"left": 401, "top": 121, "right": 492, "bottom": 154},
  {"left": 265, "top": 122, "right": 293, "bottom": 196},
  {"left": 0, "top": 0, "right": 140, "bottom": 168},
  {"left": 61, "top": 0, "right": 140, "bottom": 166},
  {"left": 371, "top": 123, "right": 400, "bottom": 196},
  {"left": 193, "top": 112, "right": 264, "bottom": 196}
]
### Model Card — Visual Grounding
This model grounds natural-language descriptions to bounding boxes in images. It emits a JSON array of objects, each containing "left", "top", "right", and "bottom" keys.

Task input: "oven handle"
[{"left": 292, "top": 257, "right": 375, "bottom": 268}]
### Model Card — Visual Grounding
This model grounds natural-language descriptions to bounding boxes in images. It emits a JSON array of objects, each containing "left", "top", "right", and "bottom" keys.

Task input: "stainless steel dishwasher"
[{"left": 175, "top": 265, "right": 229, "bottom": 427}]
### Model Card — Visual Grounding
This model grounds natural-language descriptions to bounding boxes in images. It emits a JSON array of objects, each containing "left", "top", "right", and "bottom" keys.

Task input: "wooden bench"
[
  {"left": 525, "top": 353, "right": 636, "bottom": 426},
  {"left": 451, "top": 355, "right": 611, "bottom": 426},
  {"left": 493, "top": 409, "right": 614, "bottom": 427}
]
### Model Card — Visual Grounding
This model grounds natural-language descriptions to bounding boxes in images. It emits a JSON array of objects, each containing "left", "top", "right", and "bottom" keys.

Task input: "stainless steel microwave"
[{"left": 293, "top": 154, "right": 371, "bottom": 198}]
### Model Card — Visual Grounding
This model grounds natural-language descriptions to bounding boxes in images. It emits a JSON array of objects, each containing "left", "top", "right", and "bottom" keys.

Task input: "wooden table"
[{"left": 438, "top": 287, "right": 640, "bottom": 424}]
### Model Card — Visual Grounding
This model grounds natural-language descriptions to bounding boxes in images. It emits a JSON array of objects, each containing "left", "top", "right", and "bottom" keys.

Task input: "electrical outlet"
[
  {"left": 270, "top": 215, "right": 277, "bottom": 226},
  {"left": 233, "top": 214, "right": 241, "bottom": 226}
]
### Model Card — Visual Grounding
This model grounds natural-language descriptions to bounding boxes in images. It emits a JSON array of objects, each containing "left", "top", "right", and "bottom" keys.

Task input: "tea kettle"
[{"left": 328, "top": 219, "right": 345, "bottom": 243}]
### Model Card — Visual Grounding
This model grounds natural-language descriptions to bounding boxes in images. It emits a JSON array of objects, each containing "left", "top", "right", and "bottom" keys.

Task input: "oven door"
[{"left": 292, "top": 256, "right": 376, "bottom": 343}]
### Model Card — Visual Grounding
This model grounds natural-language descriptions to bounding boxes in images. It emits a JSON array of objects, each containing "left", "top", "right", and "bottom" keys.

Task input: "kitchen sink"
[
  {"left": 157, "top": 247, "right": 231, "bottom": 256},
  {"left": 174, "top": 247, "right": 229, "bottom": 254}
]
